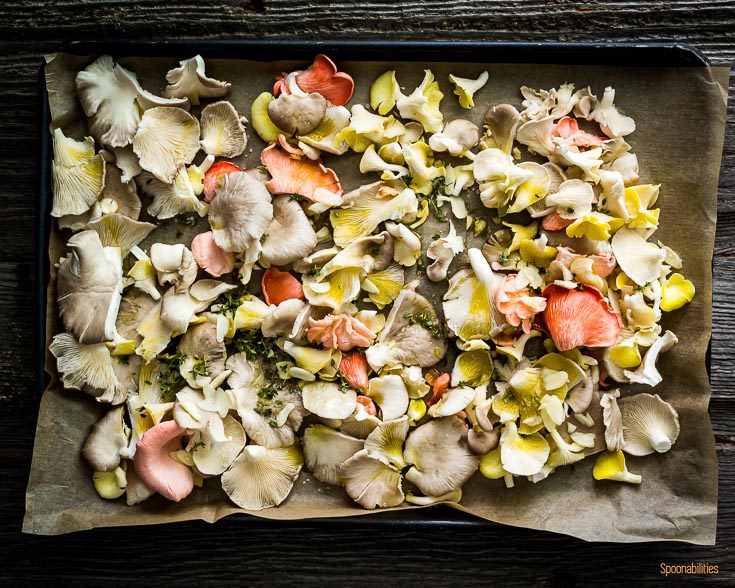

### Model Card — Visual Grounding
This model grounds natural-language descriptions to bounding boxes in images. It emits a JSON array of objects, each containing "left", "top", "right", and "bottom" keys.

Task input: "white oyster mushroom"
[
  {"left": 551, "top": 144, "right": 603, "bottom": 182},
  {"left": 76, "top": 55, "right": 189, "bottom": 148},
  {"left": 624, "top": 330, "right": 678, "bottom": 387},
  {"left": 611, "top": 228, "right": 667, "bottom": 287},
  {"left": 192, "top": 415, "right": 247, "bottom": 476},
  {"left": 302, "top": 381, "right": 357, "bottom": 420},
  {"left": 404, "top": 417, "right": 479, "bottom": 496},
  {"left": 473, "top": 148, "right": 533, "bottom": 209},
  {"left": 173, "top": 386, "right": 227, "bottom": 441},
  {"left": 262, "top": 299, "right": 306, "bottom": 338},
  {"left": 112, "top": 145, "right": 142, "bottom": 183},
  {"left": 339, "top": 449, "right": 404, "bottom": 510},
  {"left": 426, "top": 221, "right": 465, "bottom": 282},
  {"left": 137, "top": 165, "right": 208, "bottom": 220},
  {"left": 222, "top": 444, "right": 303, "bottom": 511},
  {"left": 51, "top": 128, "right": 106, "bottom": 217},
  {"left": 597, "top": 169, "right": 627, "bottom": 220},
  {"left": 158, "top": 279, "right": 235, "bottom": 333},
  {"left": 364, "top": 417, "right": 410, "bottom": 469},
  {"left": 297, "top": 104, "right": 351, "bottom": 155},
  {"left": 428, "top": 119, "right": 479, "bottom": 156},
  {"left": 366, "top": 375, "right": 410, "bottom": 421},
  {"left": 260, "top": 196, "right": 318, "bottom": 266},
  {"left": 516, "top": 117, "right": 556, "bottom": 157},
  {"left": 302, "top": 425, "right": 364, "bottom": 485},
  {"left": 81, "top": 406, "right": 129, "bottom": 471},
  {"left": 384, "top": 222, "right": 421, "bottom": 267},
  {"left": 400, "top": 365, "right": 430, "bottom": 399},
  {"left": 57, "top": 230, "right": 123, "bottom": 344},
  {"left": 228, "top": 386, "right": 305, "bottom": 449},
  {"left": 95, "top": 159, "right": 142, "bottom": 220},
  {"left": 429, "top": 386, "right": 475, "bottom": 417},
  {"left": 85, "top": 213, "right": 155, "bottom": 256},
  {"left": 339, "top": 408, "right": 381, "bottom": 439},
  {"left": 50, "top": 333, "right": 124, "bottom": 404},
  {"left": 150, "top": 243, "right": 199, "bottom": 293},
  {"left": 600, "top": 389, "right": 625, "bottom": 451},
  {"left": 164, "top": 55, "right": 231, "bottom": 105},
  {"left": 483, "top": 103, "right": 521, "bottom": 154},
  {"left": 588, "top": 87, "right": 635, "bottom": 138},
  {"left": 200, "top": 100, "right": 247, "bottom": 157},
  {"left": 133, "top": 107, "right": 201, "bottom": 183},
  {"left": 208, "top": 171, "right": 273, "bottom": 253},
  {"left": 500, "top": 421, "right": 550, "bottom": 476},
  {"left": 607, "top": 152, "right": 640, "bottom": 186},
  {"left": 619, "top": 393, "right": 680, "bottom": 456},
  {"left": 545, "top": 179, "right": 595, "bottom": 220}
]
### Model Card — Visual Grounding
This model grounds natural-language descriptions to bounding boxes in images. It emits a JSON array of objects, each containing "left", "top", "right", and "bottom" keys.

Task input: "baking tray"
[{"left": 36, "top": 40, "right": 712, "bottom": 530}]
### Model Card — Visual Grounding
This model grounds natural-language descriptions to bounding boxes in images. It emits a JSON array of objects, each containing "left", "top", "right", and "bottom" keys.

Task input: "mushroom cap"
[
  {"left": 339, "top": 449, "right": 404, "bottom": 509},
  {"left": 177, "top": 319, "right": 227, "bottom": 387},
  {"left": 483, "top": 103, "right": 521, "bottom": 153},
  {"left": 51, "top": 128, "right": 106, "bottom": 217},
  {"left": 302, "top": 381, "right": 357, "bottom": 420},
  {"left": 98, "top": 160, "right": 142, "bottom": 219},
  {"left": 307, "top": 314, "right": 376, "bottom": 352},
  {"left": 404, "top": 417, "right": 479, "bottom": 496},
  {"left": 85, "top": 213, "right": 155, "bottom": 256},
  {"left": 260, "top": 196, "right": 318, "bottom": 266},
  {"left": 499, "top": 421, "right": 550, "bottom": 476},
  {"left": 133, "top": 420, "right": 194, "bottom": 502},
  {"left": 81, "top": 406, "right": 129, "bottom": 472},
  {"left": 137, "top": 166, "right": 208, "bottom": 220},
  {"left": 221, "top": 444, "right": 303, "bottom": 510},
  {"left": 611, "top": 227, "right": 667, "bottom": 287},
  {"left": 192, "top": 415, "right": 247, "bottom": 476},
  {"left": 231, "top": 386, "right": 304, "bottom": 449},
  {"left": 302, "top": 424, "right": 364, "bottom": 484},
  {"left": 619, "top": 393, "right": 680, "bottom": 456},
  {"left": 200, "top": 100, "right": 247, "bottom": 157},
  {"left": 150, "top": 243, "right": 198, "bottom": 292},
  {"left": 428, "top": 119, "right": 479, "bottom": 155},
  {"left": 57, "top": 230, "right": 122, "bottom": 344},
  {"left": 164, "top": 55, "right": 231, "bottom": 105},
  {"left": 262, "top": 268, "right": 304, "bottom": 306},
  {"left": 133, "top": 107, "right": 200, "bottom": 183},
  {"left": 111, "top": 145, "right": 142, "bottom": 184},
  {"left": 295, "top": 54, "right": 355, "bottom": 106},
  {"left": 208, "top": 171, "right": 273, "bottom": 253},
  {"left": 267, "top": 92, "right": 327, "bottom": 136},
  {"left": 366, "top": 375, "right": 410, "bottom": 421},
  {"left": 262, "top": 299, "right": 306, "bottom": 338},
  {"left": 364, "top": 416, "right": 409, "bottom": 469},
  {"left": 191, "top": 231, "right": 236, "bottom": 278}
]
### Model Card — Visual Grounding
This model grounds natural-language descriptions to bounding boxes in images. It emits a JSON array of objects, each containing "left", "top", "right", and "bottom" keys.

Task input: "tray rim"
[{"left": 36, "top": 39, "right": 712, "bottom": 532}]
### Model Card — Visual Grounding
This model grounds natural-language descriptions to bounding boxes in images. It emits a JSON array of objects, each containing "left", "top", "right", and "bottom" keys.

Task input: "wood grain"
[{"left": 0, "top": 0, "right": 734, "bottom": 584}]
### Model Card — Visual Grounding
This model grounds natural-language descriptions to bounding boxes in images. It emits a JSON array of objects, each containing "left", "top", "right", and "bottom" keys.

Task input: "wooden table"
[{"left": 1, "top": 1, "right": 733, "bottom": 584}]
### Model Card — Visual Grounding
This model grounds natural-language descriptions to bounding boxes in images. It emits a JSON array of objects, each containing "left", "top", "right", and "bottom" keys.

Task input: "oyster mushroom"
[
  {"left": 588, "top": 87, "right": 635, "bottom": 138},
  {"left": 192, "top": 415, "right": 247, "bottom": 476},
  {"left": 221, "top": 444, "right": 303, "bottom": 510},
  {"left": 339, "top": 449, "right": 404, "bottom": 509},
  {"left": 303, "top": 425, "right": 364, "bottom": 484},
  {"left": 199, "top": 100, "right": 247, "bottom": 157},
  {"left": 294, "top": 54, "right": 355, "bottom": 106},
  {"left": 267, "top": 92, "right": 327, "bottom": 136},
  {"left": 262, "top": 299, "right": 306, "bottom": 337},
  {"left": 339, "top": 351, "right": 370, "bottom": 392},
  {"left": 426, "top": 221, "right": 465, "bottom": 282},
  {"left": 177, "top": 318, "right": 226, "bottom": 388},
  {"left": 97, "top": 159, "right": 141, "bottom": 220},
  {"left": 134, "top": 420, "right": 194, "bottom": 502},
  {"left": 593, "top": 449, "right": 641, "bottom": 484},
  {"left": 191, "top": 231, "right": 236, "bottom": 278},
  {"left": 76, "top": 54, "right": 189, "bottom": 148},
  {"left": 92, "top": 467, "right": 127, "bottom": 499},
  {"left": 81, "top": 406, "right": 129, "bottom": 471},
  {"left": 428, "top": 386, "right": 475, "bottom": 418},
  {"left": 611, "top": 228, "right": 666, "bottom": 287},
  {"left": 619, "top": 393, "right": 680, "bottom": 456},
  {"left": 208, "top": 171, "right": 273, "bottom": 253},
  {"left": 484, "top": 103, "right": 521, "bottom": 154},
  {"left": 57, "top": 230, "right": 123, "bottom": 344},
  {"left": 137, "top": 166, "right": 208, "bottom": 220},
  {"left": 302, "top": 381, "right": 357, "bottom": 420},
  {"left": 262, "top": 267, "right": 304, "bottom": 306},
  {"left": 364, "top": 417, "right": 410, "bottom": 469},
  {"left": 467, "top": 428, "right": 500, "bottom": 455},
  {"left": 404, "top": 417, "right": 479, "bottom": 496},
  {"left": 164, "top": 55, "right": 231, "bottom": 105},
  {"left": 260, "top": 196, "right": 318, "bottom": 266},
  {"left": 499, "top": 421, "right": 550, "bottom": 477},
  {"left": 125, "top": 463, "right": 155, "bottom": 505},
  {"left": 428, "top": 119, "right": 480, "bottom": 156},
  {"left": 448, "top": 71, "right": 489, "bottom": 109},
  {"left": 85, "top": 213, "right": 155, "bottom": 256},
  {"left": 517, "top": 117, "right": 556, "bottom": 157},
  {"left": 231, "top": 385, "right": 305, "bottom": 449},
  {"left": 150, "top": 243, "right": 198, "bottom": 293},
  {"left": 600, "top": 389, "right": 625, "bottom": 451},
  {"left": 624, "top": 330, "right": 678, "bottom": 387},
  {"left": 111, "top": 145, "right": 142, "bottom": 183},
  {"left": 366, "top": 285, "right": 447, "bottom": 370},
  {"left": 51, "top": 128, "right": 106, "bottom": 217},
  {"left": 366, "top": 375, "right": 410, "bottom": 421},
  {"left": 307, "top": 314, "right": 376, "bottom": 351},
  {"left": 133, "top": 107, "right": 200, "bottom": 183}
]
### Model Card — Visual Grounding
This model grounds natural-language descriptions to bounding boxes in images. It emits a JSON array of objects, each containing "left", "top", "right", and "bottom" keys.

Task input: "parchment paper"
[{"left": 24, "top": 52, "right": 729, "bottom": 543}]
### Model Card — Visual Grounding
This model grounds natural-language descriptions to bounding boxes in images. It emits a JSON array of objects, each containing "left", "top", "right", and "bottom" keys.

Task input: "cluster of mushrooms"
[{"left": 50, "top": 53, "right": 692, "bottom": 510}]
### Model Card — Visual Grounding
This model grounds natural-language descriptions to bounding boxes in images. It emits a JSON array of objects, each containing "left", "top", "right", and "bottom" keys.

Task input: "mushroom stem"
[{"left": 650, "top": 430, "right": 673, "bottom": 453}]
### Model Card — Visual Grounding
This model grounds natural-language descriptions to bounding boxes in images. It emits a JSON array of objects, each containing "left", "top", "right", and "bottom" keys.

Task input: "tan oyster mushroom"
[
  {"left": 222, "top": 444, "right": 303, "bottom": 510},
  {"left": 267, "top": 92, "right": 327, "bottom": 136},
  {"left": 150, "top": 243, "right": 198, "bottom": 292},
  {"left": 164, "top": 55, "right": 231, "bottom": 105},
  {"left": 428, "top": 119, "right": 480, "bottom": 156},
  {"left": 231, "top": 385, "right": 305, "bottom": 449},
  {"left": 260, "top": 196, "right": 318, "bottom": 266},
  {"left": 177, "top": 318, "right": 227, "bottom": 388},
  {"left": 339, "top": 408, "right": 381, "bottom": 439},
  {"left": 124, "top": 462, "right": 155, "bottom": 505},
  {"left": 57, "top": 230, "right": 122, "bottom": 344},
  {"left": 467, "top": 428, "right": 500, "bottom": 455},
  {"left": 517, "top": 117, "right": 556, "bottom": 157},
  {"left": 619, "top": 393, "right": 680, "bottom": 456},
  {"left": 208, "top": 171, "right": 273, "bottom": 253},
  {"left": 200, "top": 100, "right": 247, "bottom": 158},
  {"left": 483, "top": 103, "right": 521, "bottom": 153},
  {"left": 51, "top": 128, "right": 106, "bottom": 217},
  {"left": 366, "top": 285, "right": 447, "bottom": 370},
  {"left": 339, "top": 449, "right": 404, "bottom": 510},
  {"left": 137, "top": 166, "right": 208, "bottom": 220},
  {"left": 192, "top": 415, "right": 247, "bottom": 476},
  {"left": 86, "top": 213, "right": 155, "bottom": 256},
  {"left": 81, "top": 406, "right": 129, "bottom": 472},
  {"left": 303, "top": 424, "right": 364, "bottom": 485},
  {"left": 426, "top": 221, "right": 464, "bottom": 282},
  {"left": 76, "top": 55, "right": 189, "bottom": 149},
  {"left": 262, "top": 299, "right": 306, "bottom": 338},
  {"left": 133, "top": 107, "right": 200, "bottom": 183},
  {"left": 173, "top": 386, "right": 228, "bottom": 443},
  {"left": 50, "top": 333, "right": 125, "bottom": 404},
  {"left": 404, "top": 417, "right": 479, "bottom": 496},
  {"left": 96, "top": 160, "right": 142, "bottom": 220},
  {"left": 601, "top": 389, "right": 625, "bottom": 451}
]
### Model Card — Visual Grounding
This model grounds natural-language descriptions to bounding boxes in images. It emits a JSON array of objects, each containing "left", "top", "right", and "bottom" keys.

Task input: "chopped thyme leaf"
[
  {"left": 403, "top": 311, "right": 445, "bottom": 339},
  {"left": 177, "top": 215, "right": 198, "bottom": 227}
]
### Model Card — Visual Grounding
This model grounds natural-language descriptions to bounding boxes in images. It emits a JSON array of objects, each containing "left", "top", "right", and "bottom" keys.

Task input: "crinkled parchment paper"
[{"left": 24, "top": 52, "right": 729, "bottom": 543}]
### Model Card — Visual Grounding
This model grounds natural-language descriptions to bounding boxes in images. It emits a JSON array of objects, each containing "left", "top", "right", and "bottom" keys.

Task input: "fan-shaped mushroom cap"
[
  {"left": 517, "top": 117, "right": 556, "bottom": 157},
  {"left": 260, "top": 196, "right": 318, "bottom": 266},
  {"left": 86, "top": 213, "right": 155, "bottom": 256},
  {"left": 177, "top": 319, "right": 226, "bottom": 388},
  {"left": 76, "top": 55, "right": 189, "bottom": 149},
  {"left": 137, "top": 166, "right": 208, "bottom": 220},
  {"left": 230, "top": 385, "right": 305, "bottom": 449},
  {"left": 307, "top": 314, "right": 376, "bottom": 351},
  {"left": 340, "top": 449, "right": 404, "bottom": 509},
  {"left": 133, "top": 107, "right": 200, "bottom": 183},
  {"left": 484, "top": 103, "right": 521, "bottom": 153},
  {"left": 164, "top": 55, "right": 231, "bottom": 105},
  {"left": 619, "top": 393, "right": 680, "bottom": 456},
  {"left": 428, "top": 119, "right": 479, "bottom": 156},
  {"left": 623, "top": 330, "right": 678, "bottom": 387},
  {"left": 150, "top": 243, "right": 198, "bottom": 292},
  {"left": 295, "top": 54, "right": 355, "bottom": 106},
  {"left": 499, "top": 421, "right": 550, "bottom": 476},
  {"left": 611, "top": 227, "right": 666, "bottom": 287},
  {"left": 364, "top": 416, "right": 409, "bottom": 469},
  {"left": 191, "top": 231, "right": 236, "bottom": 278},
  {"left": 404, "top": 417, "right": 479, "bottom": 496},
  {"left": 51, "top": 128, "right": 106, "bottom": 217},
  {"left": 81, "top": 406, "right": 129, "bottom": 472},
  {"left": 192, "top": 415, "right": 247, "bottom": 476},
  {"left": 200, "top": 100, "right": 247, "bottom": 157},
  {"left": 366, "top": 286, "right": 447, "bottom": 370},
  {"left": 133, "top": 420, "right": 194, "bottom": 502},
  {"left": 267, "top": 92, "right": 327, "bottom": 136},
  {"left": 221, "top": 444, "right": 303, "bottom": 510},
  {"left": 97, "top": 160, "right": 141, "bottom": 219},
  {"left": 366, "top": 375, "right": 410, "bottom": 421},
  {"left": 262, "top": 299, "right": 306, "bottom": 338},
  {"left": 302, "top": 381, "right": 357, "bottom": 420},
  {"left": 111, "top": 145, "right": 142, "bottom": 184},
  {"left": 57, "top": 230, "right": 123, "bottom": 344},
  {"left": 303, "top": 424, "right": 364, "bottom": 484},
  {"left": 208, "top": 171, "right": 273, "bottom": 253}
]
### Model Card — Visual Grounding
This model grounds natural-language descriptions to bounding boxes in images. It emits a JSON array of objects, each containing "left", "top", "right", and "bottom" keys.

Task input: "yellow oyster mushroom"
[
  {"left": 282, "top": 341, "right": 335, "bottom": 374},
  {"left": 298, "top": 105, "right": 351, "bottom": 156},
  {"left": 394, "top": 69, "right": 444, "bottom": 133},
  {"left": 499, "top": 422, "right": 550, "bottom": 477},
  {"left": 233, "top": 296, "right": 271, "bottom": 331},
  {"left": 403, "top": 141, "right": 443, "bottom": 196},
  {"left": 251, "top": 92, "right": 284, "bottom": 143},
  {"left": 566, "top": 212, "right": 624, "bottom": 241},
  {"left": 592, "top": 450, "right": 642, "bottom": 484},
  {"left": 442, "top": 270, "right": 493, "bottom": 342},
  {"left": 302, "top": 267, "right": 363, "bottom": 311},
  {"left": 519, "top": 235, "right": 557, "bottom": 268},
  {"left": 370, "top": 70, "right": 398, "bottom": 115},
  {"left": 496, "top": 330, "right": 541, "bottom": 362},
  {"left": 93, "top": 467, "right": 127, "bottom": 499},
  {"left": 479, "top": 447, "right": 505, "bottom": 480},
  {"left": 502, "top": 221, "right": 538, "bottom": 254},
  {"left": 535, "top": 352, "right": 585, "bottom": 391},
  {"left": 609, "top": 338, "right": 642, "bottom": 369},
  {"left": 614, "top": 271, "right": 638, "bottom": 295},
  {"left": 448, "top": 71, "right": 489, "bottom": 109},
  {"left": 407, "top": 399, "right": 427, "bottom": 424},
  {"left": 362, "top": 263, "right": 404, "bottom": 309},
  {"left": 660, "top": 273, "right": 695, "bottom": 312},
  {"left": 451, "top": 349, "right": 493, "bottom": 387},
  {"left": 507, "top": 162, "right": 550, "bottom": 214}
]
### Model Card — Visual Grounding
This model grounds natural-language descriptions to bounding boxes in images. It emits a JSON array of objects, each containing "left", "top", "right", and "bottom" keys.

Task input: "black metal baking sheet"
[{"left": 36, "top": 40, "right": 711, "bottom": 530}]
